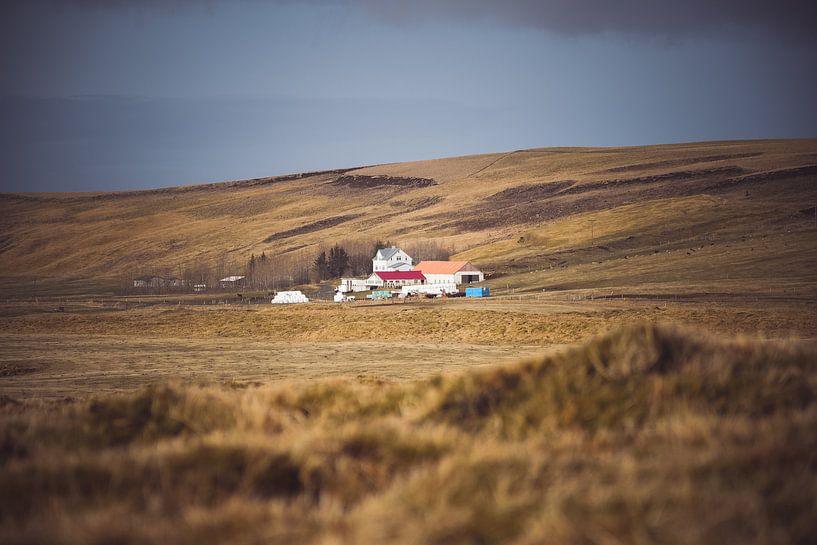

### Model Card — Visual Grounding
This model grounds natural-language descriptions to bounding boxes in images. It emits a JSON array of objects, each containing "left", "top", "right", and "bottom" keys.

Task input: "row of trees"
[{"left": 125, "top": 238, "right": 453, "bottom": 294}]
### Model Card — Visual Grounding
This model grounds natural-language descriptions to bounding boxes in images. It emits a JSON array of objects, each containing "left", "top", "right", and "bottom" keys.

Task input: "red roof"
[{"left": 373, "top": 271, "right": 426, "bottom": 281}]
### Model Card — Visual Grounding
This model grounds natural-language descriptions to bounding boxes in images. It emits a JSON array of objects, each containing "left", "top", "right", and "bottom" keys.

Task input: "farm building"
[
  {"left": 365, "top": 270, "right": 426, "bottom": 288},
  {"left": 338, "top": 277, "right": 369, "bottom": 293},
  {"left": 372, "top": 247, "right": 413, "bottom": 272},
  {"left": 133, "top": 275, "right": 162, "bottom": 288},
  {"left": 413, "top": 261, "right": 484, "bottom": 285},
  {"left": 219, "top": 275, "right": 245, "bottom": 289},
  {"left": 133, "top": 275, "right": 186, "bottom": 289}
]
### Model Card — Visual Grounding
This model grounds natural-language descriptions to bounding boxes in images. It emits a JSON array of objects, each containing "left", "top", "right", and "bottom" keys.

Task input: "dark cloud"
[
  {"left": 355, "top": 0, "right": 817, "bottom": 40},
  {"left": 6, "top": 0, "right": 817, "bottom": 40}
]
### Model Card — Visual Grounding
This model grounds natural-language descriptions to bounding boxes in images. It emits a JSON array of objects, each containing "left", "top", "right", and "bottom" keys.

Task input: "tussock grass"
[{"left": 1, "top": 324, "right": 816, "bottom": 544}]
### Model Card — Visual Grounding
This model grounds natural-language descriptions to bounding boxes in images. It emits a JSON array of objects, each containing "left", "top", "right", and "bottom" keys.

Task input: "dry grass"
[
  {"left": 0, "top": 334, "right": 551, "bottom": 399},
  {"left": 2, "top": 299, "right": 815, "bottom": 344},
  {"left": 2, "top": 298, "right": 815, "bottom": 400},
  {"left": 2, "top": 140, "right": 817, "bottom": 544},
  {"left": 1, "top": 139, "right": 816, "bottom": 299},
  {"left": 2, "top": 323, "right": 816, "bottom": 545}
]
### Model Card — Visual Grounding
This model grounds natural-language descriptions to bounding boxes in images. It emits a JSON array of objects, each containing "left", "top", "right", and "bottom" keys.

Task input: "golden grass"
[
  {"left": 2, "top": 138, "right": 816, "bottom": 298},
  {"left": 3, "top": 298, "right": 815, "bottom": 402},
  {"left": 2, "top": 324, "right": 816, "bottom": 545},
  {"left": 3, "top": 299, "right": 815, "bottom": 344}
]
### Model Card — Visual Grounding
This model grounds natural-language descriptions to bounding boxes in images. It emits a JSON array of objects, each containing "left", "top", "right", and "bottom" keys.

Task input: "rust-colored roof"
[{"left": 413, "top": 261, "right": 476, "bottom": 274}]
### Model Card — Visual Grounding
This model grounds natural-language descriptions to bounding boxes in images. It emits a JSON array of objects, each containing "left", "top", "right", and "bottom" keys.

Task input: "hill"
[{"left": 1, "top": 138, "right": 816, "bottom": 298}]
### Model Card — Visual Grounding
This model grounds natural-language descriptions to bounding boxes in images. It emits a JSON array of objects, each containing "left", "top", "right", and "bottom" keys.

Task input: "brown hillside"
[{"left": 1, "top": 139, "right": 816, "bottom": 297}]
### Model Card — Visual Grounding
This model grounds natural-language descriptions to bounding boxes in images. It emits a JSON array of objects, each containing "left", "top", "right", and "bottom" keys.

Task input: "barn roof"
[
  {"left": 373, "top": 271, "right": 426, "bottom": 281},
  {"left": 413, "top": 261, "right": 477, "bottom": 274}
]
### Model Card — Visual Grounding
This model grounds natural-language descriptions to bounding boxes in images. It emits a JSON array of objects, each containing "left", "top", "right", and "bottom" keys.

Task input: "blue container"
[{"left": 465, "top": 287, "right": 490, "bottom": 298}]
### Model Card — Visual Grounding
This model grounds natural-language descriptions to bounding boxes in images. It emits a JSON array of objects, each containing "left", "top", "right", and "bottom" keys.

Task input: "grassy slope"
[
  {"left": 2, "top": 140, "right": 817, "bottom": 544},
  {"left": 1, "top": 139, "right": 816, "bottom": 298},
  {"left": 2, "top": 324, "right": 816, "bottom": 545}
]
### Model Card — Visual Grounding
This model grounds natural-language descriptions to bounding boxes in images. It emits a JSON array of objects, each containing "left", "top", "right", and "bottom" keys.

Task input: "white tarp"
[{"left": 271, "top": 290, "right": 309, "bottom": 304}]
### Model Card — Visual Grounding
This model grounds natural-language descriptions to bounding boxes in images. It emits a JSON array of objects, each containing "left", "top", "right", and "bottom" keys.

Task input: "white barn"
[
  {"left": 413, "top": 261, "right": 484, "bottom": 285},
  {"left": 372, "top": 247, "right": 413, "bottom": 272}
]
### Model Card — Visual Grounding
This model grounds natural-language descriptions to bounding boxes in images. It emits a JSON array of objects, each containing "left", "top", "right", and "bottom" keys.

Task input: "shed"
[{"left": 220, "top": 275, "right": 246, "bottom": 289}]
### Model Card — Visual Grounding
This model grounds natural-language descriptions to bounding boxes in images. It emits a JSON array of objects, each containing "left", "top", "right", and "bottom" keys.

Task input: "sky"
[{"left": 1, "top": 0, "right": 816, "bottom": 192}]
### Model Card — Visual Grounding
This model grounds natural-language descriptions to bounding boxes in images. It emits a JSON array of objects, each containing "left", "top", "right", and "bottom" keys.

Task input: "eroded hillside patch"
[
  {"left": 436, "top": 166, "right": 753, "bottom": 231},
  {"left": 331, "top": 174, "right": 437, "bottom": 189},
  {"left": 263, "top": 214, "right": 362, "bottom": 242}
]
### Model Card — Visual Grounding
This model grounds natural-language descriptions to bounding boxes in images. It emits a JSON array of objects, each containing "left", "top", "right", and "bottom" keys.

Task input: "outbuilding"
[
  {"left": 412, "top": 261, "right": 484, "bottom": 285},
  {"left": 339, "top": 277, "right": 369, "bottom": 293},
  {"left": 219, "top": 275, "right": 246, "bottom": 289},
  {"left": 133, "top": 275, "right": 162, "bottom": 288}
]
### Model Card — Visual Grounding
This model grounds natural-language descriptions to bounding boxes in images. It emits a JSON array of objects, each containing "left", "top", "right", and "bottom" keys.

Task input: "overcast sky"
[{"left": 2, "top": 0, "right": 816, "bottom": 192}]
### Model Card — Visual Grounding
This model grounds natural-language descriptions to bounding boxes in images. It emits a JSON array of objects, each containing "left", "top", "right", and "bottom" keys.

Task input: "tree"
[
  {"left": 314, "top": 251, "right": 329, "bottom": 280},
  {"left": 327, "top": 245, "right": 349, "bottom": 278}
]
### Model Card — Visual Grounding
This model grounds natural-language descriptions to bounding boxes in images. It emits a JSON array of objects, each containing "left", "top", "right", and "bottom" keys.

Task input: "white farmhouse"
[{"left": 372, "top": 246, "right": 413, "bottom": 272}]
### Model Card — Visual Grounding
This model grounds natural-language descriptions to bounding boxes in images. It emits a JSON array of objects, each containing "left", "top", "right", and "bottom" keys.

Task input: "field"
[
  {"left": 2, "top": 318, "right": 816, "bottom": 544},
  {"left": 2, "top": 139, "right": 817, "bottom": 544},
  {"left": 2, "top": 297, "right": 815, "bottom": 400}
]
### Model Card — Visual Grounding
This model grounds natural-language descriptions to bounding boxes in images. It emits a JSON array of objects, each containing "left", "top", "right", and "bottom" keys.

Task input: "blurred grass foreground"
[{"left": 2, "top": 323, "right": 816, "bottom": 545}]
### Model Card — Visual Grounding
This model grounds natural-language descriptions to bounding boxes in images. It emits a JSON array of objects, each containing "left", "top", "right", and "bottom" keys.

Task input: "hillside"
[{"left": 1, "top": 139, "right": 816, "bottom": 298}]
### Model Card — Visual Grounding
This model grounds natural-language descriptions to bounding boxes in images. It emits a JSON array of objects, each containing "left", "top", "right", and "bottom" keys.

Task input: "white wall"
[
  {"left": 423, "top": 273, "right": 458, "bottom": 285},
  {"left": 340, "top": 278, "right": 369, "bottom": 292},
  {"left": 365, "top": 273, "right": 384, "bottom": 287}
]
